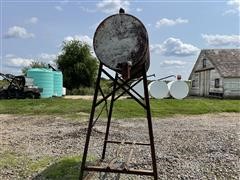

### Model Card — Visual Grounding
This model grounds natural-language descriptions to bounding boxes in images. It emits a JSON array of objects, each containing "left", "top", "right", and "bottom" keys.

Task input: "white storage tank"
[
  {"left": 167, "top": 81, "right": 189, "bottom": 99},
  {"left": 148, "top": 81, "right": 169, "bottom": 99},
  {"left": 62, "top": 87, "right": 66, "bottom": 96},
  {"left": 130, "top": 80, "right": 145, "bottom": 99}
]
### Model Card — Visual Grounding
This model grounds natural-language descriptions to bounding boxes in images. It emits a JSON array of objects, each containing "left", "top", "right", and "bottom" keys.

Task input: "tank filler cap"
[
  {"left": 177, "top": 75, "right": 181, "bottom": 80},
  {"left": 119, "top": 8, "right": 125, "bottom": 14}
]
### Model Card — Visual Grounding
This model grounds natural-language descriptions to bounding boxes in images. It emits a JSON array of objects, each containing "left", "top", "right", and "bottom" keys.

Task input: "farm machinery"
[{"left": 0, "top": 73, "right": 42, "bottom": 99}]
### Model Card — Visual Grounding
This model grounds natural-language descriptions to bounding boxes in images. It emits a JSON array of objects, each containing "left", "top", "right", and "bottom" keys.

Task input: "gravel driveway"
[{"left": 0, "top": 113, "right": 239, "bottom": 179}]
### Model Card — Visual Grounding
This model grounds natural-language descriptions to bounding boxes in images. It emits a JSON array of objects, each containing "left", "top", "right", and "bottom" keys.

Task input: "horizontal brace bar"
[
  {"left": 84, "top": 166, "right": 154, "bottom": 176},
  {"left": 106, "top": 140, "right": 150, "bottom": 146}
]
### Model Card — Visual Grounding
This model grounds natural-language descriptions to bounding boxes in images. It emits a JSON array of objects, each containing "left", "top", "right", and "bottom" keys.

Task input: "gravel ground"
[{"left": 0, "top": 113, "right": 239, "bottom": 179}]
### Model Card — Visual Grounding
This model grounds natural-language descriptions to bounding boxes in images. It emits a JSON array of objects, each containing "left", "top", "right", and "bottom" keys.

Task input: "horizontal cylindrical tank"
[
  {"left": 148, "top": 81, "right": 169, "bottom": 99},
  {"left": 53, "top": 71, "right": 63, "bottom": 97},
  {"left": 93, "top": 13, "right": 149, "bottom": 78},
  {"left": 27, "top": 68, "right": 53, "bottom": 98},
  {"left": 168, "top": 81, "right": 189, "bottom": 99},
  {"left": 130, "top": 80, "right": 145, "bottom": 99}
]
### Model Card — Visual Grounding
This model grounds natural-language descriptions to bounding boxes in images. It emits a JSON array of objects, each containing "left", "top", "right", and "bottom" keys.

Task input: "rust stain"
[{"left": 93, "top": 13, "right": 150, "bottom": 78}]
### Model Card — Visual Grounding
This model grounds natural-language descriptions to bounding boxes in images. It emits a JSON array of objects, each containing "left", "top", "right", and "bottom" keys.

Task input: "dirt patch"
[{"left": 0, "top": 113, "right": 239, "bottom": 179}]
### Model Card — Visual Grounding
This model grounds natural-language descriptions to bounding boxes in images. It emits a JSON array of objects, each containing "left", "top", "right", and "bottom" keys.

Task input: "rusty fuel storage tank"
[{"left": 93, "top": 11, "right": 150, "bottom": 79}]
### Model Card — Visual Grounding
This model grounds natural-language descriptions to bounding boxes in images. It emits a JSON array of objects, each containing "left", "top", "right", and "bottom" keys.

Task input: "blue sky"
[{"left": 1, "top": 0, "right": 239, "bottom": 80}]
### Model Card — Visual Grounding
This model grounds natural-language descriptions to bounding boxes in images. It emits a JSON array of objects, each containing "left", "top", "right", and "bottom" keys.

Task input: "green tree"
[
  {"left": 56, "top": 40, "right": 98, "bottom": 90},
  {"left": 22, "top": 61, "right": 48, "bottom": 75}
]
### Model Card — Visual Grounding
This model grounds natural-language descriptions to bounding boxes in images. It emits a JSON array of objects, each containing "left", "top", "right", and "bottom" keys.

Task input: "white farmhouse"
[{"left": 189, "top": 49, "right": 240, "bottom": 98}]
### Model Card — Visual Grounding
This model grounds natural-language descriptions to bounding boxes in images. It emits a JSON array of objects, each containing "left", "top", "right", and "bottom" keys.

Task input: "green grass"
[
  {"left": 113, "top": 98, "right": 240, "bottom": 118},
  {"left": 0, "top": 98, "right": 91, "bottom": 116},
  {"left": 0, "top": 151, "right": 94, "bottom": 179},
  {"left": 150, "top": 98, "right": 240, "bottom": 117},
  {"left": 38, "top": 156, "right": 81, "bottom": 179},
  {"left": 0, "top": 151, "right": 20, "bottom": 168},
  {"left": 38, "top": 156, "right": 95, "bottom": 180},
  {"left": 0, "top": 97, "right": 239, "bottom": 118},
  {"left": 0, "top": 151, "right": 54, "bottom": 178}
]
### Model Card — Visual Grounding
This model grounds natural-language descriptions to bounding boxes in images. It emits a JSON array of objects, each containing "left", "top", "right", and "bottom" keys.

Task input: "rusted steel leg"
[
  {"left": 101, "top": 73, "right": 118, "bottom": 160},
  {"left": 79, "top": 63, "right": 103, "bottom": 180},
  {"left": 142, "top": 64, "right": 158, "bottom": 180}
]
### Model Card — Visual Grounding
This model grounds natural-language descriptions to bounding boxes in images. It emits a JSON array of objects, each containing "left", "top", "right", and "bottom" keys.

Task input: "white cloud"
[
  {"left": 162, "top": 60, "right": 187, "bottom": 66},
  {"left": 64, "top": 35, "right": 93, "bottom": 46},
  {"left": 63, "top": 35, "right": 96, "bottom": 57},
  {"left": 54, "top": 1, "right": 69, "bottom": 11},
  {"left": 79, "top": 6, "right": 96, "bottom": 13},
  {"left": 5, "top": 54, "right": 15, "bottom": 58},
  {"left": 60, "top": 0, "right": 69, "bottom": 5},
  {"left": 97, "top": 0, "right": 130, "bottom": 14},
  {"left": 222, "top": 9, "right": 237, "bottom": 15},
  {"left": 156, "top": 18, "right": 188, "bottom": 28},
  {"left": 4, "top": 53, "right": 57, "bottom": 69},
  {"left": 227, "top": 0, "right": 240, "bottom": 9},
  {"left": 151, "top": 37, "right": 199, "bottom": 57},
  {"left": 160, "top": 60, "right": 187, "bottom": 70},
  {"left": 26, "top": 17, "right": 38, "bottom": 24},
  {"left": 6, "top": 57, "right": 34, "bottom": 67},
  {"left": 5, "top": 26, "right": 35, "bottom": 39},
  {"left": 136, "top": 8, "right": 142, "bottom": 12},
  {"left": 38, "top": 53, "right": 57, "bottom": 64},
  {"left": 202, "top": 34, "right": 240, "bottom": 47},
  {"left": 150, "top": 44, "right": 162, "bottom": 54},
  {"left": 224, "top": 0, "right": 240, "bottom": 15},
  {"left": 55, "top": 6, "right": 63, "bottom": 11},
  {"left": 1, "top": 67, "right": 22, "bottom": 76}
]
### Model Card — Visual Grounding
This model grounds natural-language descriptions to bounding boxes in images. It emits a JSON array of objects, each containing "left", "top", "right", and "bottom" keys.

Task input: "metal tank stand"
[{"left": 79, "top": 62, "right": 158, "bottom": 180}]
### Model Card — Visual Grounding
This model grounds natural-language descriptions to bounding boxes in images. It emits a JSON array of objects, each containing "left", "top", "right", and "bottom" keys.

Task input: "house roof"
[{"left": 196, "top": 49, "right": 240, "bottom": 78}]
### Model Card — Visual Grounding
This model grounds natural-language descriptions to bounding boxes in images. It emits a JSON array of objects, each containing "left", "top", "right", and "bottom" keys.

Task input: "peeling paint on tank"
[{"left": 93, "top": 13, "right": 149, "bottom": 78}]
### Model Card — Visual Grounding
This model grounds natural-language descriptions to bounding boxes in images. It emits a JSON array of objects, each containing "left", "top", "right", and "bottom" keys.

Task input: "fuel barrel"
[{"left": 93, "top": 12, "right": 149, "bottom": 78}]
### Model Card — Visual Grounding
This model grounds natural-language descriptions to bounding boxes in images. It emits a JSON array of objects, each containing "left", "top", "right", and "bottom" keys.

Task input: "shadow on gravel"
[{"left": 32, "top": 157, "right": 115, "bottom": 180}]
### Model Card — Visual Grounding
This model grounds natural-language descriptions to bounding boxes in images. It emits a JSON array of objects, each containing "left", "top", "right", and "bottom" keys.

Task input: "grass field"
[{"left": 0, "top": 97, "right": 239, "bottom": 118}]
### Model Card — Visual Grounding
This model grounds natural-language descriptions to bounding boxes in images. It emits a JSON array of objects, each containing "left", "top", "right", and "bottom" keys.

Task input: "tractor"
[{"left": 0, "top": 73, "right": 42, "bottom": 99}]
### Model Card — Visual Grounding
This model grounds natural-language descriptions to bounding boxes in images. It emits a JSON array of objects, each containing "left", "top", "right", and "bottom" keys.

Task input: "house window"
[
  {"left": 192, "top": 80, "right": 196, "bottom": 87},
  {"left": 203, "top": 59, "right": 206, "bottom": 68},
  {"left": 214, "top": 78, "right": 220, "bottom": 88}
]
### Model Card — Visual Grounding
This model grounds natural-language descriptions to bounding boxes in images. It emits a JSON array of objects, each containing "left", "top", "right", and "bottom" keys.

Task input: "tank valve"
[{"left": 119, "top": 61, "right": 132, "bottom": 80}]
